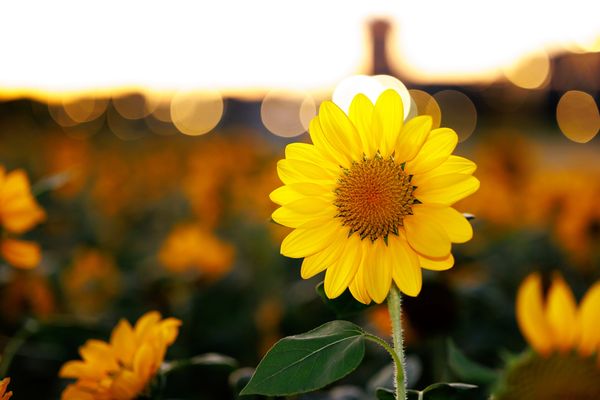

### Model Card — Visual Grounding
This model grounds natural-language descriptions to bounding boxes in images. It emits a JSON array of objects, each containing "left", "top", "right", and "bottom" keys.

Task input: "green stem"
[
  {"left": 0, "top": 319, "right": 39, "bottom": 377},
  {"left": 364, "top": 333, "right": 402, "bottom": 373},
  {"left": 387, "top": 284, "right": 406, "bottom": 400}
]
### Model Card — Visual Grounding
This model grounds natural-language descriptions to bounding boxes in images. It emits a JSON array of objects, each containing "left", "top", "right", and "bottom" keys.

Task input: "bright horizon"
[{"left": 0, "top": 0, "right": 599, "bottom": 99}]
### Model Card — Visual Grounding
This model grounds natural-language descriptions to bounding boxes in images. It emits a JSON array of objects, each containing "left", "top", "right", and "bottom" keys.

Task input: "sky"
[{"left": 0, "top": 1, "right": 599, "bottom": 98}]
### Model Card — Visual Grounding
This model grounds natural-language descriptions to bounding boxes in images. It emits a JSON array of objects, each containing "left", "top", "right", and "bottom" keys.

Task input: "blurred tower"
[{"left": 369, "top": 19, "right": 394, "bottom": 76}]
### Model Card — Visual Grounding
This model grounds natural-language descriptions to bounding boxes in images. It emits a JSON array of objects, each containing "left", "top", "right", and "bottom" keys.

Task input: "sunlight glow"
[{"left": 0, "top": 0, "right": 599, "bottom": 98}]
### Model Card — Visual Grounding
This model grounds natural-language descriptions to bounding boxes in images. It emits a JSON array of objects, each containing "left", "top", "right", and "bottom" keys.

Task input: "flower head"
[
  {"left": 59, "top": 311, "right": 181, "bottom": 400},
  {"left": 0, "top": 378, "right": 13, "bottom": 400},
  {"left": 270, "top": 89, "right": 479, "bottom": 303},
  {"left": 494, "top": 273, "right": 600, "bottom": 399},
  {"left": 158, "top": 223, "right": 234, "bottom": 280},
  {"left": 0, "top": 167, "right": 45, "bottom": 269},
  {"left": 62, "top": 249, "right": 122, "bottom": 316},
  {"left": 517, "top": 272, "right": 600, "bottom": 359}
]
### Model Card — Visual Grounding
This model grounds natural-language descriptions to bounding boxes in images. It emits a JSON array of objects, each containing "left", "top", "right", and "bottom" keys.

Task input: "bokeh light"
[
  {"left": 260, "top": 90, "right": 316, "bottom": 137},
  {"left": 170, "top": 90, "right": 224, "bottom": 136},
  {"left": 556, "top": 90, "right": 600, "bottom": 143},
  {"left": 48, "top": 102, "right": 79, "bottom": 128},
  {"left": 112, "top": 93, "right": 151, "bottom": 120},
  {"left": 332, "top": 75, "right": 411, "bottom": 119},
  {"left": 146, "top": 94, "right": 173, "bottom": 123},
  {"left": 106, "top": 104, "right": 149, "bottom": 141},
  {"left": 62, "top": 97, "right": 108, "bottom": 123},
  {"left": 503, "top": 50, "right": 551, "bottom": 89},
  {"left": 433, "top": 90, "right": 477, "bottom": 142},
  {"left": 408, "top": 89, "right": 441, "bottom": 128}
]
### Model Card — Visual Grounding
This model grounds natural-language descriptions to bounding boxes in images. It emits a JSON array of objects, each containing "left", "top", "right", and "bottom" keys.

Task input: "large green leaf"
[
  {"left": 316, "top": 281, "right": 371, "bottom": 318},
  {"left": 240, "top": 320, "right": 365, "bottom": 396},
  {"left": 447, "top": 340, "right": 497, "bottom": 385}
]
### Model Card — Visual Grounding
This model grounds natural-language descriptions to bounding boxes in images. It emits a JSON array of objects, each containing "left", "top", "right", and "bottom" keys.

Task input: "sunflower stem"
[{"left": 387, "top": 284, "right": 407, "bottom": 400}]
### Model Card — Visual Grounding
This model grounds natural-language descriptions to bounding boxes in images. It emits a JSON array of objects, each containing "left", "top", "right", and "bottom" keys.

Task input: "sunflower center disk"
[{"left": 334, "top": 156, "right": 416, "bottom": 242}]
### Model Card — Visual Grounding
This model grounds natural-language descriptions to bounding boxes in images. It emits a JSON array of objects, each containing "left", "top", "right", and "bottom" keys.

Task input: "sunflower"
[
  {"left": 59, "top": 311, "right": 181, "bottom": 400},
  {"left": 516, "top": 273, "right": 600, "bottom": 359},
  {"left": 495, "top": 273, "right": 600, "bottom": 399},
  {"left": 270, "top": 89, "right": 479, "bottom": 304},
  {"left": 158, "top": 223, "right": 234, "bottom": 280}
]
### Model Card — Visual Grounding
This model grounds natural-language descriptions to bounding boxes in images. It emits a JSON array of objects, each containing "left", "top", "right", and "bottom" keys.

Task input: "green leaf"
[
  {"left": 375, "top": 387, "right": 395, "bottom": 400},
  {"left": 160, "top": 353, "right": 238, "bottom": 375},
  {"left": 316, "top": 281, "right": 371, "bottom": 318},
  {"left": 240, "top": 320, "right": 365, "bottom": 396},
  {"left": 447, "top": 340, "right": 497, "bottom": 385},
  {"left": 416, "top": 383, "right": 478, "bottom": 399}
]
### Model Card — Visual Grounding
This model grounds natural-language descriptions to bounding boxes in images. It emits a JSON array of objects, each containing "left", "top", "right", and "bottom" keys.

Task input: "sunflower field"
[{"left": 1, "top": 3, "right": 600, "bottom": 400}]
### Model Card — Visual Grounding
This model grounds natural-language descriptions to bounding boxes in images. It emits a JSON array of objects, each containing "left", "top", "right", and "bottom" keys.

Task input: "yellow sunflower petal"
[
  {"left": 111, "top": 369, "right": 145, "bottom": 400},
  {"left": 133, "top": 342, "right": 156, "bottom": 381},
  {"left": 0, "top": 238, "right": 41, "bottom": 269},
  {"left": 323, "top": 235, "right": 362, "bottom": 299},
  {"left": 269, "top": 186, "right": 301, "bottom": 206},
  {"left": 79, "top": 340, "right": 118, "bottom": 372},
  {"left": 405, "top": 128, "right": 458, "bottom": 175},
  {"left": 318, "top": 101, "right": 362, "bottom": 161},
  {"left": 388, "top": 234, "right": 422, "bottom": 297},
  {"left": 349, "top": 260, "right": 372, "bottom": 305},
  {"left": 282, "top": 158, "right": 337, "bottom": 181},
  {"left": 285, "top": 143, "right": 340, "bottom": 173},
  {"left": 110, "top": 319, "right": 136, "bottom": 366},
  {"left": 308, "top": 117, "right": 342, "bottom": 163},
  {"left": 270, "top": 183, "right": 334, "bottom": 206},
  {"left": 516, "top": 273, "right": 554, "bottom": 356},
  {"left": 363, "top": 240, "right": 393, "bottom": 304},
  {"left": 418, "top": 253, "right": 455, "bottom": 271},
  {"left": 372, "top": 89, "right": 404, "bottom": 157},
  {"left": 546, "top": 274, "right": 578, "bottom": 353},
  {"left": 422, "top": 155, "right": 477, "bottom": 179},
  {"left": 414, "top": 205, "right": 473, "bottom": 243},
  {"left": 403, "top": 208, "right": 451, "bottom": 258},
  {"left": 577, "top": 282, "right": 600, "bottom": 357},
  {"left": 348, "top": 93, "right": 375, "bottom": 158},
  {"left": 280, "top": 220, "right": 340, "bottom": 258},
  {"left": 272, "top": 199, "right": 336, "bottom": 228},
  {"left": 61, "top": 385, "right": 95, "bottom": 400},
  {"left": 159, "top": 317, "right": 182, "bottom": 345},
  {"left": 415, "top": 174, "right": 480, "bottom": 206},
  {"left": 0, "top": 170, "right": 46, "bottom": 233},
  {"left": 134, "top": 311, "right": 162, "bottom": 339},
  {"left": 301, "top": 232, "right": 346, "bottom": 279},
  {"left": 394, "top": 115, "right": 432, "bottom": 163},
  {"left": 59, "top": 360, "right": 91, "bottom": 379}
]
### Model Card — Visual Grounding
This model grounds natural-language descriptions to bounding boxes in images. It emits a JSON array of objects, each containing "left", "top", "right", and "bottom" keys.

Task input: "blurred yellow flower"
[
  {"left": 0, "top": 377, "right": 13, "bottom": 400},
  {"left": 270, "top": 89, "right": 479, "bottom": 303},
  {"left": 62, "top": 249, "right": 122, "bottom": 316},
  {"left": 517, "top": 273, "right": 600, "bottom": 359},
  {"left": 158, "top": 223, "right": 234, "bottom": 280},
  {"left": 455, "top": 131, "right": 535, "bottom": 228},
  {"left": 495, "top": 273, "right": 600, "bottom": 399},
  {"left": 0, "top": 167, "right": 45, "bottom": 269},
  {"left": 553, "top": 174, "right": 600, "bottom": 268},
  {"left": 1, "top": 271, "right": 55, "bottom": 321},
  {"left": 59, "top": 311, "right": 181, "bottom": 400}
]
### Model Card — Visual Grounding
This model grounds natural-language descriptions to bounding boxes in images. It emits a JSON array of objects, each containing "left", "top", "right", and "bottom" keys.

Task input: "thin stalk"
[
  {"left": 0, "top": 319, "right": 39, "bottom": 377},
  {"left": 387, "top": 284, "right": 406, "bottom": 400}
]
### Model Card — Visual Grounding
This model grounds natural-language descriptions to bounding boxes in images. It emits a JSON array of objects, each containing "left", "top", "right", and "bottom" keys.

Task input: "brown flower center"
[{"left": 334, "top": 156, "right": 416, "bottom": 242}]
